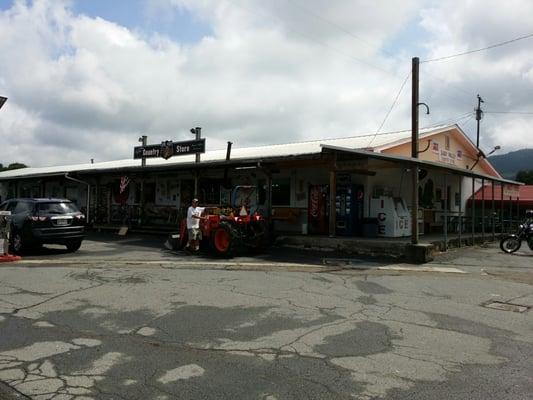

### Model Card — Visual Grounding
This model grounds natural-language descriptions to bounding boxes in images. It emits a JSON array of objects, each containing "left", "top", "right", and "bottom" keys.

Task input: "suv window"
[
  {"left": 14, "top": 201, "right": 33, "bottom": 214},
  {"left": 1, "top": 201, "right": 15, "bottom": 212},
  {"left": 38, "top": 202, "right": 79, "bottom": 214}
]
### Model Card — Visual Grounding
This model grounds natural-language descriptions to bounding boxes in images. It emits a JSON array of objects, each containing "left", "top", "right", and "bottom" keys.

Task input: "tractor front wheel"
[{"left": 210, "top": 223, "right": 239, "bottom": 257}]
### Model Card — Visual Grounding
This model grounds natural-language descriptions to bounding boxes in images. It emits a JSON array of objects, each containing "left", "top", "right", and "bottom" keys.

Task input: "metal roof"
[
  {"left": 0, "top": 124, "right": 493, "bottom": 180},
  {"left": 320, "top": 144, "right": 522, "bottom": 186},
  {"left": 471, "top": 185, "right": 533, "bottom": 201}
]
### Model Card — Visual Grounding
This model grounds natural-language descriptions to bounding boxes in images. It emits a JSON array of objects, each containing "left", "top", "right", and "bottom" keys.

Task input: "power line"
[
  {"left": 286, "top": 0, "right": 398, "bottom": 59},
  {"left": 425, "top": 112, "right": 475, "bottom": 128},
  {"left": 422, "top": 69, "right": 475, "bottom": 100},
  {"left": 367, "top": 72, "right": 411, "bottom": 147},
  {"left": 485, "top": 111, "right": 533, "bottom": 115},
  {"left": 285, "top": 0, "right": 476, "bottom": 113},
  {"left": 230, "top": 0, "right": 489, "bottom": 115},
  {"left": 461, "top": 114, "right": 477, "bottom": 138},
  {"left": 421, "top": 76, "right": 476, "bottom": 109},
  {"left": 286, "top": 0, "right": 481, "bottom": 106},
  {"left": 422, "top": 31, "right": 533, "bottom": 63},
  {"left": 224, "top": 0, "right": 401, "bottom": 78}
]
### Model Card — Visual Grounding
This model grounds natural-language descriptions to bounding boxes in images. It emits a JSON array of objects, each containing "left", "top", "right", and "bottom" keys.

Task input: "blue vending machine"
[{"left": 335, "top": 174, "right": 364, "bottom": 236}]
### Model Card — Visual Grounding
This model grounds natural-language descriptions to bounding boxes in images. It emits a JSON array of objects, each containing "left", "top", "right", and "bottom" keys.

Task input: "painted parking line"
[
  {"left": 6, "top": 259, "right": 468, "bottom": 273},
  {"left": 5, "top": 259, "right": 323, "bottom": 269},
  {"left": 378, "top": 265, "right": 468, "bottom": 274}
]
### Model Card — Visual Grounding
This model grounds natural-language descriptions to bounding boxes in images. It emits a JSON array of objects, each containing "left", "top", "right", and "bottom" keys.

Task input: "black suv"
[{"left": 0, "top": 198, "right": 85, "bottom": 253}]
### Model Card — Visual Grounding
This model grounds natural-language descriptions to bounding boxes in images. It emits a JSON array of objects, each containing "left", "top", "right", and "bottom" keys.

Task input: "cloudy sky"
[{"left": 0, "top": 0, "right": 532, "bottom": 167}]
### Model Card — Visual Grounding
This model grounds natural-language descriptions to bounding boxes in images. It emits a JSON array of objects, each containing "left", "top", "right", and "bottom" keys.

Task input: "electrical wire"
[
  {"left": 230, "top": 0, "right": 509, "bottom": 124},
  {"left": 286, "top": 0, "right": 480, "bottom": 109},
  {"left": 422, "top": 31, "right": 533, "bottom": 63},
  {"left": 224, "top": 0, "right": 401, "bottom": 78},
  {"left": 426, "top": 73, "right": 472, "bottom": 97},
  {"left": 287, "top": 0, "right": 478, "bottom": 113},
  {"left": 484, "top": 111, "right": 533, "bottom": 115},
  {"left": 286, "top": 0, "right": 397, "bottom": 59},
  {"left": 460, "top": 114, "right": 480, "bottom": 148},
  {"left": 366, "top": 72, "right": 411, "bottom": 147},
  {"left": 225, "top": 112, "right": 474, "bottom": 152},
  {"left": 423, "top": 112, "right": 474, "bottom": 129}
]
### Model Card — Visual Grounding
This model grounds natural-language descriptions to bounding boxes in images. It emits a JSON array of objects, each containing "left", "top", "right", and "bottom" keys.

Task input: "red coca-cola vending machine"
[{"left": 308, "top": 185, "right": 329, "bottom": 235}]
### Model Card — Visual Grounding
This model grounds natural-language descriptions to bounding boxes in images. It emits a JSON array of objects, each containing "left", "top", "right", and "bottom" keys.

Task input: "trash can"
[
  {"left": 362, "top": 218, "right": 378, "bottom": 237},
  {"left": 0, "top": 211, "right": 11, "bottom": 254}
]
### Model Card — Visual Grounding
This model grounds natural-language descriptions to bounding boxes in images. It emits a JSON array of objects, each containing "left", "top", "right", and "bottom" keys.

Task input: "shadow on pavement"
[{"left": 16, "top": 230, "right": 393, "bottom": 268}]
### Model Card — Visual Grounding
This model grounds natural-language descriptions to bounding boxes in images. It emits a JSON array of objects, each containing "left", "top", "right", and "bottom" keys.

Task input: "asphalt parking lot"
[{"left": 0, "top": 232, "right": 532, "bottom": 399}]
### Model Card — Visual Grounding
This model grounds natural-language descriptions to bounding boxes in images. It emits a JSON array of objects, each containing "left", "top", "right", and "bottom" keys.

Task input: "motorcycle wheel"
[{"left": 500, "top": 236, "right": 521, "bottom": 253}]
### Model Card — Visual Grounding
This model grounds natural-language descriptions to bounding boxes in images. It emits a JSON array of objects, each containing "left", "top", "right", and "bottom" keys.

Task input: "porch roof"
[
  {"left": 0, "top": 124, "right": 518, "bottom": 186},
  {"left": 0, "top": 124, "right": 469, "bottom": 181},
  {"left": 320, "top": 145, "right": 522, "bottom": 186},
  {"left": 471, "top": 185, "right": 533, "bottom": 201}
]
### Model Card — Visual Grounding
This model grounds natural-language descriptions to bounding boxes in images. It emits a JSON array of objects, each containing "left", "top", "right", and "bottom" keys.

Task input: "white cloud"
[
  {"left": 418, "top": 0, "right": 533, "bottom": 151},
  {"left": 0, "top": 0, "right": 531, "bottom": 166}
]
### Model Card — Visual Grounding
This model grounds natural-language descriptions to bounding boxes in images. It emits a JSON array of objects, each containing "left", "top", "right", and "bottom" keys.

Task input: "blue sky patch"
[{"left": 0, "top": 0, "right": 212, "bottom": 43}]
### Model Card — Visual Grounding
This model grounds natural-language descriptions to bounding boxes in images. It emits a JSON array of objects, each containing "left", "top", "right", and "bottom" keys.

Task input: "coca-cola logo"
[{"left": 310, "top": 188, "right": 320, "bottom": 218}]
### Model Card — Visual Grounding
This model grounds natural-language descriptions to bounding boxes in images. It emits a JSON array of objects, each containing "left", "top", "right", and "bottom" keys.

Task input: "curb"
[{"left": 0, "top": 254, "right": 22, "bottom": 263}]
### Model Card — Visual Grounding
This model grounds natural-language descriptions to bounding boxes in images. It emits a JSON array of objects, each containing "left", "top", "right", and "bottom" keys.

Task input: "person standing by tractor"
[{"left": 186, "top": 198, "right": 205, "bottom": 252}]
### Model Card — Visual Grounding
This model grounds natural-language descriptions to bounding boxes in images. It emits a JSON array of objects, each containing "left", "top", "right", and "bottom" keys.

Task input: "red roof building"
[{"left": 469, "top": 185, "right": 533, "bottom": 216}]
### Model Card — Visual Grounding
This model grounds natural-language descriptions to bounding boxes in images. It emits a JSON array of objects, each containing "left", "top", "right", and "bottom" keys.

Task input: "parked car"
[{"left": 0, "top": 198, "right": 85, "bottom": 253}]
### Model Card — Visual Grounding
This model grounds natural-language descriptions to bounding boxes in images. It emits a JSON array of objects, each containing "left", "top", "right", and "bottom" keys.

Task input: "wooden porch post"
[
  {"left": 458, "top": 175, "right": 462, "bottom": 247},
  {"left": 517, "top": 195, "right": 520, "bottom": 222},
  {"left": 500, "top": 183, "right": 504, "bottom": 234},
  {"left": 509, "top": 195, "right": 513, "bottom": 232},
  {"left": 481, "top": 177, "right": 485, "bottom": 243},
  {"left": 329, "top": 154, "right": 337, "bottom": 238},
  {"left": 491, "top": 180, "right": 495, "bottom": 241},
  {"left": 471, "top": 178, "right": 475, "bottom": 245},
  {"left": 443, "top": 174, "right": 448, "bottom": 251}
]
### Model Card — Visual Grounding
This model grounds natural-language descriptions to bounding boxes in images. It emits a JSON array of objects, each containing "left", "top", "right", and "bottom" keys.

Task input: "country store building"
[{"left": 0, "top": 125, "right": 522, "bottom": 247}]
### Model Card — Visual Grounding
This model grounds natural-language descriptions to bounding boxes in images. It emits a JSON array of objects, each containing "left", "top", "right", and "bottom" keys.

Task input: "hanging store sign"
[
  {"left": 134, "top": 139, "right": 206, "bottom": 160},
  {"left": 503, "top": 184, "right": 520, "bottom": 198}
]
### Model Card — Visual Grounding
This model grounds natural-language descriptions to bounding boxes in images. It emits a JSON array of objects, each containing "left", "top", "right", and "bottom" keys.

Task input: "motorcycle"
[{"left": 499, "top": 210, "right": 533, "bottom": 254}]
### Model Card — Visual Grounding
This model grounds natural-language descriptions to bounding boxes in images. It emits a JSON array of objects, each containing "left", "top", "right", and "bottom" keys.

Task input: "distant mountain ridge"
[{"left": 489, "top": 148, "right": 533, "bottom": 179}]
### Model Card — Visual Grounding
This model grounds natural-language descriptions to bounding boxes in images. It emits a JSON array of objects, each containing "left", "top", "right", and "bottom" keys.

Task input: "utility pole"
[
  {"left": 138, "top": 135, "right": 147, "bottom": 225},
  {"left": 411, "top": 57, "right": 420, "bottom": 245},
  {"left": 473, "top": 95, "right": 483, "bottom": 239},
  {"left": 190, "top": 127, "right": 202, "bottom": 197},
  {"left": 190, "top": 127, "right": 201, "bottom": 163},
  {"left": 139, "top": 135, "right": 147, "bottom": 167},
  {"left": 475, "top": 94, "right": 484, "bottom": 148}
]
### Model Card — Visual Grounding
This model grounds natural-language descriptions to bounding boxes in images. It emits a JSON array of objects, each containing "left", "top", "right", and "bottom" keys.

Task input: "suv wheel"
[{"left": 66, "top": 240, "right": 82, "bottom": 252}]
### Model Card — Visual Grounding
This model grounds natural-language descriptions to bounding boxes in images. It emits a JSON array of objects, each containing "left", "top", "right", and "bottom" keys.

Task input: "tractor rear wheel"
[{"left": 210, "top": 222, "right": 240, "bottom": 257}]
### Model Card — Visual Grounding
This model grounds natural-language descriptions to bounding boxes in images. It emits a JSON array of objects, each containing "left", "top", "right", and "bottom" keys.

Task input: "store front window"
[
  {"left": 272, "top": 179, "right": 291, "bottom": 206},
  {"left": 199, "top": 180, "right": 222, "bottom": 205}
]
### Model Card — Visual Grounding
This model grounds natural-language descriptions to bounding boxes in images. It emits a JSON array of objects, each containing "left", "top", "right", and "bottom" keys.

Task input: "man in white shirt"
[{"left": 186, "top": 198, "right": 205, "bottom": 251}]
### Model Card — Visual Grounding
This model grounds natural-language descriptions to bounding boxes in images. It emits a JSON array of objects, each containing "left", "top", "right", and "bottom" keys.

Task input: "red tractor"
[{"left": 166, "top": 186, "right": 269, "bottom": 257}]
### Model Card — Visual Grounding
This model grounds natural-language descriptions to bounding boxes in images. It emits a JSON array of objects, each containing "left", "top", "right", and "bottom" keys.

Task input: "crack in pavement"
[{"left": 10, "top": 283, "right": 106, "bottom": 317}]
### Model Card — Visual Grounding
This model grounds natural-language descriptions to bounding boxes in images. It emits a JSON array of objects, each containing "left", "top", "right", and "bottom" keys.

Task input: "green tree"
[
  {"left": 515, "top": 170, "right": 533, "bottom": 184},
  {"left": 6, "top": 163, "right": 27, "bottom": 170},
  {"left": 0, "top": 162, "right": 27, "bottom": 171}
]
